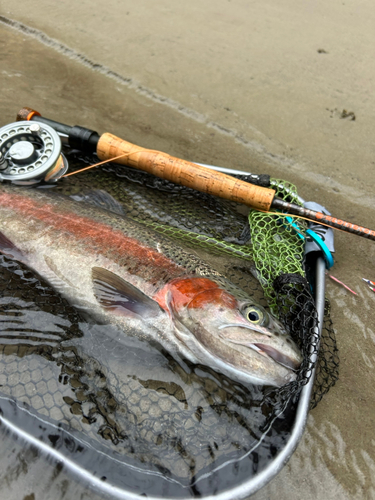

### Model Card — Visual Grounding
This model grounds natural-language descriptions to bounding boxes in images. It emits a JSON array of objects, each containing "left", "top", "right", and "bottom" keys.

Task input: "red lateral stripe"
[{"left": 0, "top": 191, "right": 183, "bottom": 278}]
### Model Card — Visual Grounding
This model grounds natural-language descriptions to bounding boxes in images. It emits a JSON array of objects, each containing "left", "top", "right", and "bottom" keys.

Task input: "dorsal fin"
[{"left": 71, "top": 190, "right": 125, "bottom": 216}]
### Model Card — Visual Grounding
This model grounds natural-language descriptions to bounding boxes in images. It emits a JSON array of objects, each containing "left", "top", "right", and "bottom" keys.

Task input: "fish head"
[{"left": 157, "top": 277, "right": 303, "bottom": 387}]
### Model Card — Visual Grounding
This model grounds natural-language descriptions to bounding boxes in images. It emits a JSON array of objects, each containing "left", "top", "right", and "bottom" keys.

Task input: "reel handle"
[{"left": 97, "top": 132, "right": 275, "bottom": 211}]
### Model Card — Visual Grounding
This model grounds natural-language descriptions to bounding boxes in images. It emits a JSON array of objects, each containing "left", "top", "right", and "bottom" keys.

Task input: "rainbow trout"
[{"left": 0, "top": 184, "right": 302, "bottom": 386}]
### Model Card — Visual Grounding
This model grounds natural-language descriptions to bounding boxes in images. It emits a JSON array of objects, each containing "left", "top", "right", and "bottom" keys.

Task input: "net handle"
[{"left": 97, "top": 133, "right": 275, "bottom": 211}]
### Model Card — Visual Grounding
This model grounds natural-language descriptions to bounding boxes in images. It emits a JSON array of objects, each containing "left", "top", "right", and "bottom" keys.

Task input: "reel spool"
[{"left": 0, "top": 121, "right": 68, "bottom": 185}]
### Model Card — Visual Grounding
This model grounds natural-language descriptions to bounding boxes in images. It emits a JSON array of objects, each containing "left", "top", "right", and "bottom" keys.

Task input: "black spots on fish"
[
  {"left": 157, "top": 241, "right": 216, "bottom": 279},
  {"left": 147, "top": 270, "right": 172, "bottom": 289},
  {"left": 48, "top": 434, "right": 60, "bottom": 447}
]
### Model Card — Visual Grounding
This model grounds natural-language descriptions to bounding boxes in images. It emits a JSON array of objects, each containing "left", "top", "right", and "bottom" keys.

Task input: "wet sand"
[{"left": 0, "top": 2, "right": 375, "bottom": 499}]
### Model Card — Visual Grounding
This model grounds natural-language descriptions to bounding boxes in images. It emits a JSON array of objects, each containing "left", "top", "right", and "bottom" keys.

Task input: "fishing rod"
[{"left": 1, "top": 106, "right": 373, "bottom": 242}]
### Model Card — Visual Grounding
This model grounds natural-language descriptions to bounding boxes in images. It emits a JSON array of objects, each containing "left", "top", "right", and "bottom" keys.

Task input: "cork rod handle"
[{"left": 97, "top": 133, "right": 275, "bottom": 211}]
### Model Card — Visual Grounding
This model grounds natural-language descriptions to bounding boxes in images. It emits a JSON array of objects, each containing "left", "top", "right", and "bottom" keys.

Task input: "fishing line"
[
  {"left": 61, "top": 148, "right": 163, "bottom": 178},
  {"left": 61, "top": 152, "right": 137, "bottom": 177}
]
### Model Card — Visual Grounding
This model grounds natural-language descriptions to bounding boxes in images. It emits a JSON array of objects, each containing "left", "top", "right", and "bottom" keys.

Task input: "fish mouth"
[
  {"left": 250, "top": 343, "right": 300, "bottom": 371},
  {"left": 218, "top": 323, "right": 300, "bottom": 371}
]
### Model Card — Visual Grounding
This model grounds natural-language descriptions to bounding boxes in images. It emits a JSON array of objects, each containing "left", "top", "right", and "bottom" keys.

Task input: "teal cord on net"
[{"left": 284, "top": 216, "right": 334, "bottom": 269}]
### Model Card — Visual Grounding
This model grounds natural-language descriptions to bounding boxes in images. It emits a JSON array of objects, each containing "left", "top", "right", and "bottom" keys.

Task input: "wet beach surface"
[{"left": 0, "top": 2, "right": 375, "bottom": 499}]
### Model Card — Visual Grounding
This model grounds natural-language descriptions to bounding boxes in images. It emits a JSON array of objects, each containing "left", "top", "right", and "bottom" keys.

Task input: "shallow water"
[{"left": 0, "top": 238, "right": 298, "bottom": 498}]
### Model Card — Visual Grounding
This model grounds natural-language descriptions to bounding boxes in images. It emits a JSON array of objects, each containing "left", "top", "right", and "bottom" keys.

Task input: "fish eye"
[{"left": 242, "top": 305, "right": 269, "bottom": 326}]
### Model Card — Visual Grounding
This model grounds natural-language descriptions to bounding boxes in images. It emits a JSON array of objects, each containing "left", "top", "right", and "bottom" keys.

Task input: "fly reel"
[{"left": 0, "top": 121, "right": 68, "bottom": 184}]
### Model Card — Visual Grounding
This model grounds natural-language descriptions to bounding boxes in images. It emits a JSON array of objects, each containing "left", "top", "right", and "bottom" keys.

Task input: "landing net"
[{"left": 0, "top": 151, "right": 339, "bottom": 498}]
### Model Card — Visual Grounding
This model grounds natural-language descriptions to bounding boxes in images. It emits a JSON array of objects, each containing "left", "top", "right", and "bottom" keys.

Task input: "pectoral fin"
[{"left": 92, "top": 267, "right": 163, "bottom": 318}]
